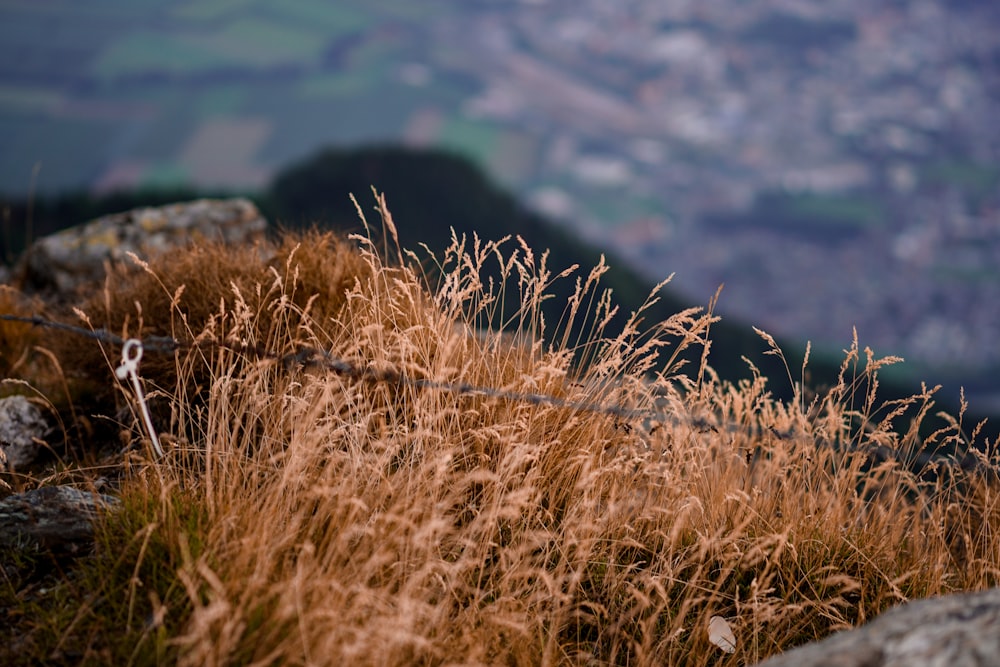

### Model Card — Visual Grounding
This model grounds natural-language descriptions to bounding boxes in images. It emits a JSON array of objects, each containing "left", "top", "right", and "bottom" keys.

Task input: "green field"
[
  {"left": 258, "top": 1, "right": 370, "bottom": 33},
  {"left": 922, "top": 159, "right": 1000, "bottom": 199},
  {"left": 437, "top": 118, "right": 499, "bottom": 161},
  {"left": 0, "top": 85, "right": 63, "bottom": 114},
  {"left": 299, "top": 72, "right": 375, "bottom": 99},
  {"left": 169, "top": 0, "right": 261, "bottom": 21},
  {"left": 92, "top": 34, "right": 230, "bottom": 79},
  {"left": 92, "top": 20, "right": 328, "bottom": 79},
  {"left": 704, "top": 190, "right": 885, "bottom": 239},
  {"left": 782, "top": 192, "right": 883, "bottom": 228},
  {"left": 0, "top": 0, "right": 469, "bottom": 195},
  {"left": 138, "top": 161, "right": 192, "bottom": 190}
]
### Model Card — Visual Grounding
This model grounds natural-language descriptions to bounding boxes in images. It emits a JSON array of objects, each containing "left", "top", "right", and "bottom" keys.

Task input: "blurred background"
[{"left": 1, "top": 0, "right": 998, "bottom": 420}]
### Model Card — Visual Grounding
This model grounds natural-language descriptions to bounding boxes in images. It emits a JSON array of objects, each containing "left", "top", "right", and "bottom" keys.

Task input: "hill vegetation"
[{"left": 1, "top": 197, "right": 998, "bottom": 665}]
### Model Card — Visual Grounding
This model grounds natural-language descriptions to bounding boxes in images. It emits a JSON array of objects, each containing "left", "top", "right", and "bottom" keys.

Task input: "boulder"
[
  {"left": 0, "top": 485, "right": 119, "bottom": 551},
  {"left": 755, "top": 587, "right": 1000, "bottom": 667},
  {"left": 0, "top": 395, "right": 51, "bottom": 471},
  {"left": 16, "top": 197, "right": 268, "bottom": 294}
]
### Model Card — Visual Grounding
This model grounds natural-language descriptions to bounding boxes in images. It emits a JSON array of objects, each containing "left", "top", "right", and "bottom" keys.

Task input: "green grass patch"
[
  {"left": 930, "top": 264, "right": 1000, "bottom": 283},
  {"left": 172, "top": 0, "right": 370, "bottom": 38},
  {"left": 0, "top": 85, "right": 62, "bottom": 114},
  {"left": 92, "top": 17, "right": 327, "bottom": 80},
  {"left": 170, "top": 0, "right": 260, "bottom": 22},
  {"left": 576, "top": 191, "right": 667, "bottom": 227},
  {"left": 922, "top": 160, "right": 1000, "bottom": 198},
  {"left": 299, "top": 71, "right": 375, "bottom": 99},
  {"left": 207, "top": 17, "right": 327, "bottom": 66},
  {"left": 91, "top": 33, "right": 230, "bottom": 79},
  {"left": 346, "top": 32, "right": 401, "bottom": 71},
  {"left": 490, "top": 130, "right": 539, "bottom": 187},
  {"left": 706, "top": 190, "right": 885, "bottom": 239},
  {"left": 195, "top": 86, "right": 249, "bottom": 116},
  {"left": 139, "top": 162, "right": 192, "bottom": 190},
  {"left": 781, "top": 192, "right": 883, "bottom": 228},
  {"left": 361, "top": 0, "right": 451, "bottom": 20},
  {"left": 299, "top": 71, "right": 374, "bottom": 98},
  {"left": 436, "top": 117, "right": 500, "bottom": 167},
  {"left": 261, "top": 1, "right": 371, "bottom": 34}
]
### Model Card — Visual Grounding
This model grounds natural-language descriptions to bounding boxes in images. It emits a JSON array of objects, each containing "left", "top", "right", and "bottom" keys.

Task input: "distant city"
[{"left": 1, "top": 0, "right": 998, "bottom": 405}]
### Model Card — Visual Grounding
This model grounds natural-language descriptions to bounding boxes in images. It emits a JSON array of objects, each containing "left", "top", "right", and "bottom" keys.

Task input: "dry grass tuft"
[
  {"left": 3, "top": 198, "right": 999, "bottom": 665},
  {"left": 0, "top": 286, "right": 61, "bottom": 400}
]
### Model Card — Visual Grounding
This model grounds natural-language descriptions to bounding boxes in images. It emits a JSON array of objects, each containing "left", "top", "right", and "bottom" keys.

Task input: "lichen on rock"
[{"left": 16, "top": 197, "right": 267, "bottom": 294}]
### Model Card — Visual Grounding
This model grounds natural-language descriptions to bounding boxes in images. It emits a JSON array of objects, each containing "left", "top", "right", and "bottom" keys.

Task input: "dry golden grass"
[
  {"left": 3, "top": 198, "right": 1000, "bottom": 665},
  {"left": 0, "top": 286, "right": 60, "bottom": 401}
]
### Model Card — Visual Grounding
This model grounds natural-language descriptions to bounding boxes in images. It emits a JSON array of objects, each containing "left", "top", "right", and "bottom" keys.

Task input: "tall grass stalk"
[{"left": 4, "top": 197, "right": 999, "bottom": 665}]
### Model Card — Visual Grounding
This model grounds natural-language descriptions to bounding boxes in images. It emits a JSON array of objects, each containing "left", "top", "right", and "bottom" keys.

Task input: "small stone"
[
  {"left": 0, "top": 395, "right": 51, "bottom": 470},
  {"left": 755, "top": 587, "right": 1000, "bottom": 667},
  {"left": 0, "top": 485, "right": 119, "bottom": 550}
]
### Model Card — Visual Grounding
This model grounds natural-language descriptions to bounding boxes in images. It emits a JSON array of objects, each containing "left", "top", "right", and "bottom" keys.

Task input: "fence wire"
[{"left": 1, "top": 312, "right": 993, "bottom": 478}]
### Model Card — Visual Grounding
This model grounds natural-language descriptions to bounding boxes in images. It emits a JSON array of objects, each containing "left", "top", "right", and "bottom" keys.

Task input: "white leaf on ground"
[{"left": 709, "top": 615, "right": 736, "bottom": 653}]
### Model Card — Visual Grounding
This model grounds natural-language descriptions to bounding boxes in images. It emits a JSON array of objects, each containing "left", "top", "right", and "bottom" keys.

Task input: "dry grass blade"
[{"left": 2, "top": 196, "right": 998, "bottom": 667}]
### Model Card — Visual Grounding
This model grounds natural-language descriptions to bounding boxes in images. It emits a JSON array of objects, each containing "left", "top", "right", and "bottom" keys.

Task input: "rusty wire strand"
[{"left": 1, "top": 312, "right": 992, "bottom": 477}]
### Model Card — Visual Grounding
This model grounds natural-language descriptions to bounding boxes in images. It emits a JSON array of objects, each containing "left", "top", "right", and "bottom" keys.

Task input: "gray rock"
[
  {"left": 755, "top": 587, "right": 1000, "bottom": 667},
  {"left": 0, "top": 395, "right": 51, "bottom": 470},
  {"left": 16, "top": 197, "right": 268, "bottom": 294},
  {"left": 0, "top": 485, "right": 119, "bottom": 551}
]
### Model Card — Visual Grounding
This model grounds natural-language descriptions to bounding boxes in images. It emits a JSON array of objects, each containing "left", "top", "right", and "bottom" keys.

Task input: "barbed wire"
[
  {"left": 1, "top": 314, "right": 664, "bottom": 421},
  {"left": 1, "top": 312, "right": 993, "bottom": 478}
]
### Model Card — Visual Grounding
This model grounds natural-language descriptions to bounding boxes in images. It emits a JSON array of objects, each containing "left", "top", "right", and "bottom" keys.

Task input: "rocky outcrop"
[
  {"left": 755, "top": 587, "right": 1000, "bottom": 667},
  {"left": 0, "top": 395, "right": 51, "bottom": 471},
  {"left": 16, "top": 197, "right": 268, "bottom": 294},
  {"left": 0, "top": 199, "right": 269, "bottom": 550},
  {"left": 0, "top": 485, "right": 119, "bottom": 551}
]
